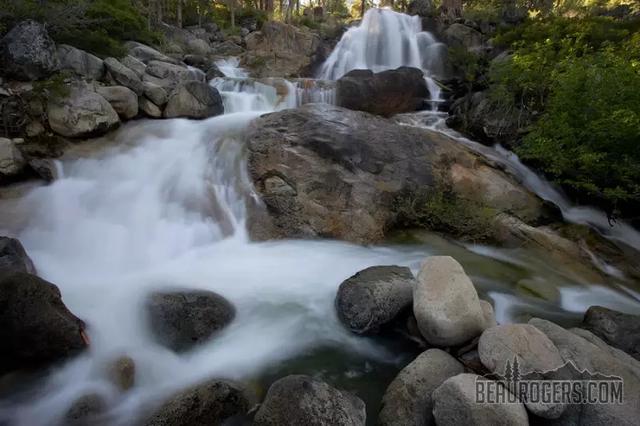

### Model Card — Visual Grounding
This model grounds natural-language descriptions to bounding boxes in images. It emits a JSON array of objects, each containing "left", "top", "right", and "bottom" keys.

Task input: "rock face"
[
  {"left": 335, "top": 265, "right": 415, "bottom": 334},
  {"left": 163, "top": 81, "right": 224, "bottom": 119},
  {"left": 143, "top": 82, "right": 168, "bottom": 106},
  {"left": 146, "top": 60, "right": 199, "bottom": 88},
  {"left": 246, "top": 104, "right": 544, "bottom": 244},
  {"left": 47, "top": 86, "right": 120, "bottom": 138},
  {"left": 0, "top": 20, "right": 59, "bottom": 81},
  {"left": 0, "top": 272, "right": 87, "bottom": 373},
  {"left": 146, "top": 289, "right": 235, "bottom": 352},
  {"left": 144, "top": 379, "right": 250, "bottom": 426},
  {"left": 378, "top": 349, "right": 464, "bottom": 426},
  {"left": 582, "top": 306, "right": 640, "bottom": 361},
  {"left": 96, "top": 86, "right": 139, "bottom": 120},
  {"left": 65, "top": 393, "right": 105, "bottom": 426},
  {"left": 104, "top": 57, "right": 144, "bottom": 95},
  {"left": 443, "top": 23, "right": 485, "bottom": 54},
  {"left": 243, "top": 21, "right": 325, "bottom": 77},
  {"left": 413, "top": 256, "right": 486, "bottom": 346},
  {"left": 57, "top": 44, "right": 104, "bottom": 80},
  {"left": 253, "top": 375, "right": 366, "bottom": 426},
  {"left": 0, "top": 138, "right": 26, "bottom": 178},
  {"left": 0, "top": 236, "right": 36, "bottom": 274},
  {"left": 432, "top": 374, "right": 529, "bottom": 426},
  {"left": 336, "top": 67, "right": 429, "bottom": 117}
]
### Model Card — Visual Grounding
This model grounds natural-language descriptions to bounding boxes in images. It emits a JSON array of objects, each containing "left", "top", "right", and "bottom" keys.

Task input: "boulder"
[
  {"left": 378, "top": 349, "right": 464, "bottom": 426},
  {"left": 146, "top": 60, "right": 196, "bottom": 88},
  {"left": 335, "top": 265, "right": 415, "bottom": 334},
  {"left": 0, "top": 138, "right": 26, "bottom": 178},
  {"left": 104, "top": 57, "right": 144, "bottom": 95},
  {"left": 0, "top": 236, "right": 36, "bottom": 274},
  {"left": 253, "top": 375, "right": 366, "bottom": 426},
  {"left": 0, "top": 272, "right": 87, "bottom": 373},
  {"left": 121, "top": 55, "right": 147, "bottom": 78},
  {"left": 107, "top": 355, "right": 135, "bottom": 391},
  {"left": 478, "top": 324, "right": 566, "bottom": 419},
  {"left": 140, "top": 97, "right": 163, "bottom": 118},
  {"left": 186, "top": 38, "right": 211, "bottom": 56},
  {"left": 432, "top": 374, "right": 529, "bottom": 426},
  {"left": 126, "top": 41, "right": 177, "bottom": 64},
  {"left": 146, "top": 289, "right": 235, "bottom": 352},
  {"left": 163, "top": 81, "right": 224, "bottom": 119},
  {"left": 214, "top": 40, "right": 244, "bottom": 57},
  {"left": 206, "top": 65, "right": 225, "bottom": 80},
  {"left": 407, "top": 0, "right": 435, "bottom": 17},
  {"left": 96, "top": 86, "right": 138, "bottom": 120},
  {"left": 57, "top": 44, "right": 104, "bottom": 80},
  {"left": 144, "top": 379, "right": 249, "bottom": 426},
  {"left": 480, "top": 300, "right": 497, "bottom": 328},
  {"left": 246, "top": 104, "right": 545, "bottom": 243},
  {"left": 65, "top": 393, "right": 106, "bottom": 426},
  {"left": 336, "top": 67, "right": 429, "bottom": 117},
  {"left": 143, "top": 82, "right": 168, "bottom": 106},
  {"left": 0, "top": 20, "right": 59, "bottom": 81},
  {"left": 47, "top": 85, "right": 120, "bottom": 138},
  {"left": 582, "top": 306, "right": 640, "bottom": 361},
  {"left": 443, "top": 23, "right": 484, "bottom": 54},
  {"left": 413, "top": 256, "right": 486, "bottom": 346}
]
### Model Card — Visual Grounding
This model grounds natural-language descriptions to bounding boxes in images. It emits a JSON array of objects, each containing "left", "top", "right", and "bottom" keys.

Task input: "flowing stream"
[{"left": 0, "top": 8, "right": 639, "bottom": 426}]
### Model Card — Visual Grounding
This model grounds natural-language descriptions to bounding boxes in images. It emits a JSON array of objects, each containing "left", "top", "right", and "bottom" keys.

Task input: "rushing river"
[{"left": 0, "top": 8, "right": 639, "bottom": 426}]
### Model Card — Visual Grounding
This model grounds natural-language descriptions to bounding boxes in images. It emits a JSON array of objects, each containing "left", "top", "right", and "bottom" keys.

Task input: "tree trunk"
[
  {"left": 176, "top": 0, "right": 182, "bottom": 28},
  {"left": 441, "top": 0, "right": 462, "bottom": 19}
]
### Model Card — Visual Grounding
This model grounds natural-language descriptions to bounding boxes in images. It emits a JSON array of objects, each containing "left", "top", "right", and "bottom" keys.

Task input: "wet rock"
[
  {"left": 407, "top": 0, "right": 435, "bottom": 17},
  {"left": 65, "top": 393, "right": 106, "bottom": 426},
  {"left": 146, "top": 289, "right": 235, "bottom": 352},
  {"left": 432, "top": 374, "right": 529, "bottom": 426},
  {"left": 206, "top": 65, "right": 225, "bottom": 80},
  {"left": 0, "top": 138, "right": 26, "bottom": 178},
  {"left": 0, "top": 20, "right": 59, "bottom": 81},
  {"left": 144, "top": 379, "right": 249, "bottom": 426},
  {"left": 47, "top": 85, "right": 120, "bottom": 138},
  {"left": 96, "top": 86, "right": 138, "bottom": 120},
  {"left": 163, "top": 81, "right": 224, "bottom": 119},
  {"left": 28, "top": 158, "right": 58, "bottom": 182},
  {"left": 336, "top": 67, "right": 429, "bottom": 117},
  {"left": 107, "top": 355, "right": 135, "bottom": 391},
  {"left": 582, "top": 306, "right": 640, "bottom": 361},
  {"left": 143, "top": 82, "right": 168, "bottom": 106},
  {"left": 478, "top": 324, "right": 566, "bottom": 419},
  {"left": 335, "top": 265, "right": 415, "bottom": 334},
  {"left": 57, "top": 44, "right": 104, "bottom": 80},
  {"left": 0, "top": 272, "right": 87, "bottom": 373},
  {"left": 0, "top": 236, "right": 36, "bottom": 274},
  {"left": 140, "top": 97, "right": 163, "bottom": 118},
  {"left": 104, "top": 57, "right": 144, "bottom": 95},
  {"left": 413, "top": 256, "right": 486, "bottom": 346},
  {"left": 378, "top": 349, "right": 464, "bottom": 426},
  {"left": 253, "top": 375, "right": 366, "bottom": 426}
]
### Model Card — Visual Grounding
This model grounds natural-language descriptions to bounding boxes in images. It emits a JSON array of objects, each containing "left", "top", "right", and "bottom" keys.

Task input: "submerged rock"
[
  {"left": 163, "top": 81, "right": 224, "bottom": 119},
  {"left": 335, "top": 265, "right": 415, "bottom": 334},
  {"left": 413, "top": 256, "right": 486, "bottom": 346},
  {"left": 253, "top": 375, "right": 366, "bottom": 426},
  {"left": 146, "top": 289, "right": 235, "bottom": 352},
  {"left": 0, "top": 236, "right": 36, "bottom": 274},
  {"left": 0, "top": 20, "right": 59, "bottom": 81},
  {"left": 378, "top": 349, "right": 464, "bottom": 426},
  {"left": 336, "top": 67, "right": 429, "bottom": 117},
  {"left": 582, "top": 306, "right": 640, "bottom": 361},
  {"left": 0, "top": 272, "right": 87, "bottom": 373}
]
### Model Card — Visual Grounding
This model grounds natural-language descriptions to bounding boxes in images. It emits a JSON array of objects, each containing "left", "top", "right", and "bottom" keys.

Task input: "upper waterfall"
[{"left": 319, "top": 9, "right": 446, "bottom": 81}]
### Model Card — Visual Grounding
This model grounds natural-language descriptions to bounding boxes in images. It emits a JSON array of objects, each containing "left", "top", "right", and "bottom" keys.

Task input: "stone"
[
  {"left": 582, "top": 306, "right": 640, "bottom": 361},
  {"left": 378, "top": 349, "right": 464, "bottom": 426},
  {"left": 126, "top": 41, "right": 176, "bottom": 64},
  {"left": 107, "top": 355, "right": 135, "bottom": 391},
  {"left": 163, "top": 81, "right": 224, "bottom": 119},
  {"left": 253, "top": 375, "right": 366, "bottom": 426},
  {"left": 0, "top": 138, "right": 26, "bottom": 178},
  {"left": 104, "top": 57, "right": 144, "bottom": 95},
  {"left": 186, "top": 38, "right": 211, "bottom": 56},
  {"left": 57, "top": 44, "right": 104, "bottom": 80},
  {"left": 121, "top": 55, "right": 147, "bottom": 78},
  {"left": 443, "top": 23, "right": 484, "bottom": 54},
  {"left": 432, "top": 374, "right": 529, "bottom": 426},
  {"left": 335, "top": 265, "right": 415, "bottom": 334},
  {"left": 0, "top": 20, "right": 59, "bottom": 81},
  {"left": 96, "top": 86, "right": 138, "bottom": 120},
  {"left": 0, "top": 272, "right": 87, "bottom": 373},
  {"left": 413, "top": 256, "right": 486, "bottom": 346},
  {"left": 143, "top": 82, "right": 168, "bottom": 106},
  {"left": 0, "top": 236, "right": 36, "bottom": 274},
  {"left": 336, "top": 67, "right": 429, "bottom": 117},
  {"left": 407, "top": 0, "right": 435, "bottom": 17},
  {"left": 65, "top": 393, "right": 106, "bottom": 426},
  {"left": 140, "top": 97, "right": 163, "bottom": 118},
  {"left": 146, "top": 289, "right": 235, "bottom": 352},
  {"left": 47, "top": 85, "right": 120, "bottom": 138},
  {"left": 146, "top": 60, "right": 195, "bottom": 88}
]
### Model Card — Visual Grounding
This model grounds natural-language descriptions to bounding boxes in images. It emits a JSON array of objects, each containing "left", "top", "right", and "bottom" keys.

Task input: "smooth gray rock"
[
  {"left": 143, "top": 82, "right": 168, "bottom": 106},
  {"left": 254, "top": 375, "right": 366, "bottom": 426},
  {"left": 163, "top": 81, "right": 223, "bottom": 119},
  {"left": 126, "top": 41, "right": 176, "bottom": 64},
  {"left": 0, "top": 20, "right": 59, "bottom": 81},
  {"left": 0, "top": 138, "right": 26, "bottom": 177},
  {"left": 582, "top": 306, "right": 640, "bottom": 361},
  {"left": 96, "top": 86, "right": 138, "bottom": 120},
  {"left": 121, "top": 55, "right": 147, "bottom": 78},
  {"left": 57, "top": 44, "right": 104, "bottom": 80},
  {"left": 335, "top": 265, "right": 415, "bottom": 334},
  {"left": 104, "top": 57, "right": 144, "bottom": 95},
  {"left": 146, "top": 60, "right": 194, "bottom": 88},
  {"left": 140, "top": 97, "right": 163, "bottom": 118},
  {"left": 0, "top": 236, "right": 36, "bottom": 274}
]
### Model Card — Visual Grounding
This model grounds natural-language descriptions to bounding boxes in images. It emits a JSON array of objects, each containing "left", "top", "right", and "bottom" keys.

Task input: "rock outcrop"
[
  {"left": 0, "top": 236, "right": 36, "bottom": 274},
  {"left": 0, "top": 20, "right": 59, "bottom": 81},
  {"left": 57, "top": 44, "right": 105, "bottom": 80},
  {"left": 582, "top": 306, "right": 640, "bottom": 361},
  {"left": 104, "top": 57, "right": 144, "bottom": 95},
  {"left": 163, "top": 81, "right": 224, "bottom": 119}
]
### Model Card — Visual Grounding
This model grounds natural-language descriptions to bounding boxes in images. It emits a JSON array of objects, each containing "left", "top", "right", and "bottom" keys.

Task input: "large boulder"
[
  {"left": 126, "top": 41, "right": 177, "bottom": 65},
  {"left": 413, "top": 256, "right": 486, "bottom": 346},
  {"left": 253, "top": 375, "right": 366, "bottom": 426},
  {"left": 143, "top": 82, "right": 168, "bottom": 106},
  {"left": 335, "top": 265, "right": 415, "bottom": 334},
  {"left": 432, "top": 374, "right": 529, "bottom": 426},
  {"left": 582, "top": 306, "right": 640, "bottom": 361},
  {"left": 146, "top": 289, "right": 235, "bottom": 352},
  {"left": 336, "top": 67, "right": 429, "bottom": 117},
  {"left": 378, "top": 349, "right": 464, "bottom": 426},
  {"left": 0, "top": 138, "right": 26, "bottom": 179},
  {"left": 443, "top": 23, "right": 485, "bottom": 54},
  {"left": 146, "top": 60, "right": 200, "bottom": 88},
  {"left": 0, "top": 272, "right": 87, "bottom": 373},
  {"left": 0, "top": 20, "right": 59, "bottom": 81},
  {"left": 121, "top": 55, "right": 147, "bottom": 78},
  {"left": 47, "top": 85, "right": 120, "bottom": 138},
  {"left": 163, "top": 81, "right": 224, "bottom": 119},
  {"left": 0, "top": 236, "right": 36, "bottom": 274},
  {"left": 246, "top": 104, "right": 544, "bottom": 244},
  {"left": 96, "top": 86, "right": 139, "bottom": 120},
  {"left": 104, "top": 57, "right": 144, "bottom": 95},
  {"left": 407, "top": 0, "right": 435, "bottom": 17},
  {"left": 144, "top": 379, "right": 250, "bottom": 426},
  {"left": 57, "top": 44, "right": 104, "bottom": 80}
]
